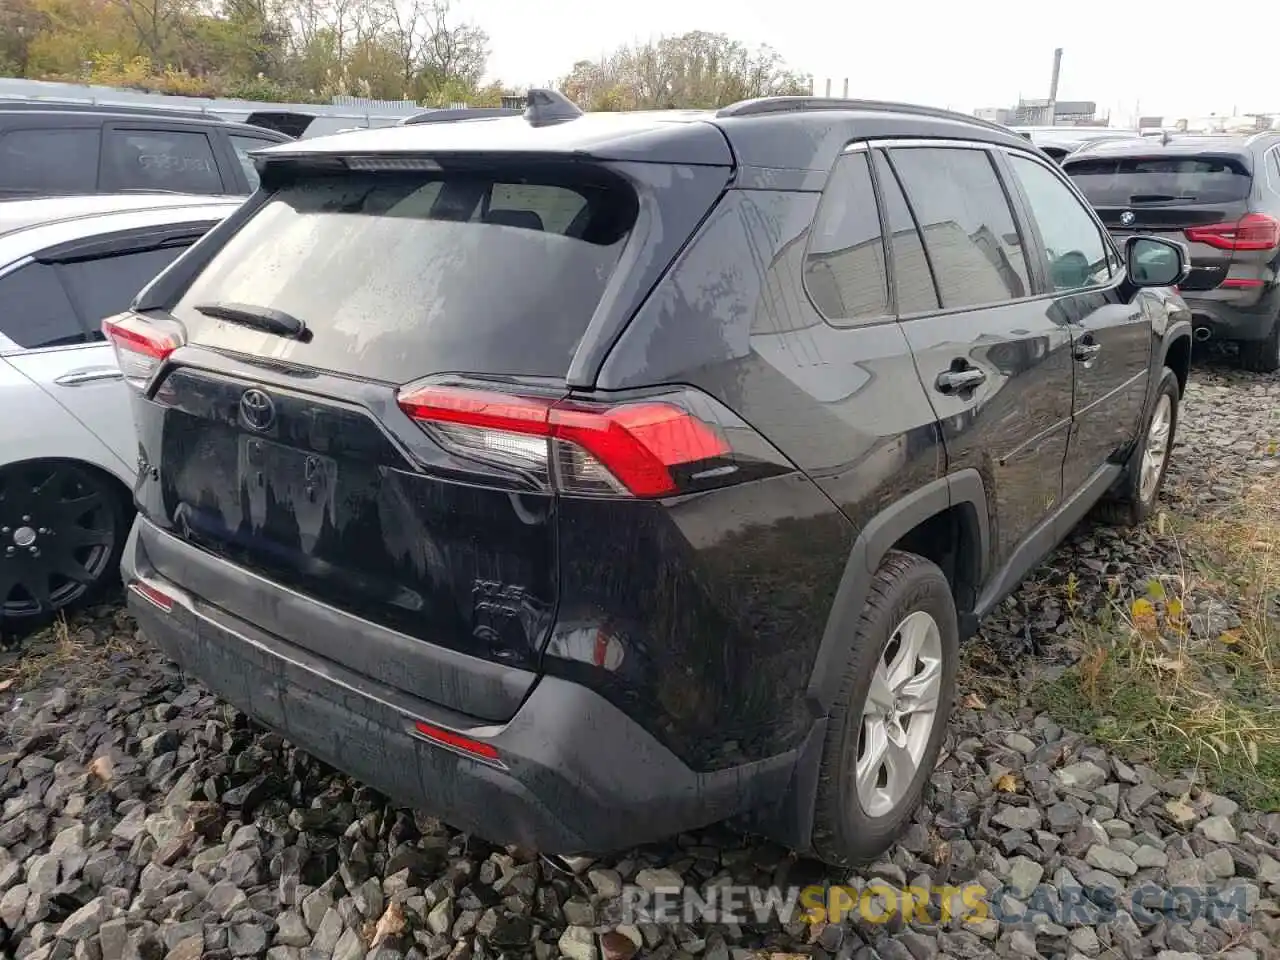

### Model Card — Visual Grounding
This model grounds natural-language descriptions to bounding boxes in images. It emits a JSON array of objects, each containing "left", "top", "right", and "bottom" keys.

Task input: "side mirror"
[{"left": 1125, "top": 235, "right": 1190, "bottom": 288}]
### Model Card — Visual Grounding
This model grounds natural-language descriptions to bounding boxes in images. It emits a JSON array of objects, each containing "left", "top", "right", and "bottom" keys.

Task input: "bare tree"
[
  {"left": 109, "top": 0, "right": 196, "bottom": 63},
  {"left": 560, "top": 31, "right": 810, "bottom": 111},
  {"left": 418, "top": 0, "right": 487, "bottom": 92}
]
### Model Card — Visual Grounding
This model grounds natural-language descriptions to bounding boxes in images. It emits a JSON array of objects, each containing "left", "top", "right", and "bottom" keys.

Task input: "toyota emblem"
[
  {"left": 240, "top": 388, "right": 275, "bottom": 432},
  {"left": 1120, "top": 210, "right": 1135, "bottom": 226}
]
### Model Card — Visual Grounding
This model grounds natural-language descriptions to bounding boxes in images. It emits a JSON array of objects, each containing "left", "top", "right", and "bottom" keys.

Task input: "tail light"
[
  {"left": 396, "top": 382, "right": 790, "bottom": 499},
  {"left": 102, "top": 312, "right": 185, "bottom": 389},
  {"left": 1185, "top": 213, "right": 1280, "bottom": 252}
]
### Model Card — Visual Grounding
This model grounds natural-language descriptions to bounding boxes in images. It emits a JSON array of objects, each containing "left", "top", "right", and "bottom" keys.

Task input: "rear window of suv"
[
  {"left": 1066, "top": 155, "right": 1252, "bottom": 205},
  {"left": 171, "top": 166, "right": 637, "bottom": 382}
]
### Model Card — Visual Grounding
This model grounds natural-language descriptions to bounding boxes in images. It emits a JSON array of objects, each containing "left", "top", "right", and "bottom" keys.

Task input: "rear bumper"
[
  {"left": 1183, "top": 284, "right": 1280, "bottom": 341},
  {"left": 122, "top": 519, "right": 798, "bottom": 852}
]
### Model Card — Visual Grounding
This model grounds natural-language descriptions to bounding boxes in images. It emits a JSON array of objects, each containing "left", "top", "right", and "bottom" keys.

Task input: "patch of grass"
[
  {"left": 0, "top": 610, "right": 140, "bottom": 694},
  {"left": 1037, "top": 483, "right": 1280, "bottom": 810}
]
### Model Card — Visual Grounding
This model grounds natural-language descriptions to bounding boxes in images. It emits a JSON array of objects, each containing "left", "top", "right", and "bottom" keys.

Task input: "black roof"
[{"left": 258, "top": 95, "right": 1035, "bottom": 175}]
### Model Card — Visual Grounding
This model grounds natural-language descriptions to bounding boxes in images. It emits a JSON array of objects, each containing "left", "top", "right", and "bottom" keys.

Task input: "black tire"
[
  {"left": 1095, "top": 367, "right": 1180, "bottom": 527},
  {"left": 1238, "top": 318, "right": 1280, "bottom": 374},
  {"left": 0, "top": 460, "right": 130, "bottom": 632},
  {"left": 811, "top": 550, "right": 958, "bottom": 866}
]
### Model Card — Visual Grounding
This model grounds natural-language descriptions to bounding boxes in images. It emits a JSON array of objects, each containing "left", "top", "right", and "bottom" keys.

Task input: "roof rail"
[
  {"left": 523, "top": 88, "right": 582, "bottom": 127},
  {"left": 400, "top": 107, "right": 522, "bottom": 125},
  {"left": 1246, "top": 129, "right": 1280, "bottom": 146},
  {"left": 715, "top": 96, "right": 1014, "bottom": 135},
  {"left": 0, "top": 97, "right": 212, "bottom": 122}
]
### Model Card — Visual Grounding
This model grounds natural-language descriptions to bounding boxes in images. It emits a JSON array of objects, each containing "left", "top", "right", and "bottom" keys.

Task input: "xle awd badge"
[{"left": 240, "top": 388, "right": 275, "bottom": 431}]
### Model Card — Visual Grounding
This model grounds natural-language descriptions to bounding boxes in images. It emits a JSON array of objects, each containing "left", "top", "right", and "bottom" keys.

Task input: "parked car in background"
[
  {"left": 1011, "top": 126, "right": 1141, "bottom": 163},
  {"left": 0, "top": 105, "right": 292, "bottom": 199},
  {"left": 1064, "top": 132, "right": 1280, "bottom": 372},
  {"left": 113, "top": 92, "right": 1191, "bottom": 865},
  {"left": 0, "top": 193, "right": 239, "bottom": 626}
]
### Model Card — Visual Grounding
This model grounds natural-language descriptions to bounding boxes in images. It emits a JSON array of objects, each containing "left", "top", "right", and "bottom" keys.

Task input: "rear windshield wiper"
[
  {"left": 1128, "top": 194, "right": 1196, "bottom": 203},
  {"left": 193, "top": 302, "right": 312, "bottom": 342}
]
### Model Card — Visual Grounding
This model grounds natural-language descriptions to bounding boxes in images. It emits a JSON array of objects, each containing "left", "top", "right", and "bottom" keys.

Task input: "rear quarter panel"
[{"left": 0, "top": 356, "right": 133, "bottom": 486}]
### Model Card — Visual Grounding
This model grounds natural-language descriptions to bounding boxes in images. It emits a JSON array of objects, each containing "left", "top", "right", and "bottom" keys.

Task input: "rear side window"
[
  {"left": 889, "top": 147, "right": 1030, "bottom": 309},
  {"left": 804, "top": 152, "right": 889, "bottom": 323},
  {"left": 0, "top": 128, "right": 100, "bottom": 194},
  {"left": 171, "top": 168, "right": 638, "bottom": 382},
  {"left": 101, "top": 129, "right": 224, "bottom": 194},
  {"left": 229, "top": 135, "right": 280, "bottom": 191},
  {"left": 59, "top": 246, "right": 193, "bottom": 334},
  {"left": 872, "top": 153, "right": 940, "bottom": 314},
  {"left": 1066, "top": 155, "right": 1252, "bottom": 205},
  {"left": 0, "top": 263, "right": 85, "bottom": 349}
]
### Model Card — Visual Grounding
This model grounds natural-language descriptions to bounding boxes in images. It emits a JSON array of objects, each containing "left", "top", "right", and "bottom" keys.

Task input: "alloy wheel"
[
  {"left": 0, "top": 463, "right": 118, "bottom": 618},
  {"left": 856, "top": 609, "right": 944, "bottom": 818},
  {"left": 1139, "top": 393, "right": 1173, "bottom": 504}
]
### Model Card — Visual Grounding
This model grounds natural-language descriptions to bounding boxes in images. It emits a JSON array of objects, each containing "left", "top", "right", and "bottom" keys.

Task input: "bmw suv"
[
  {"left": 1064, "top": 132, "right": 1280, "bottom": 372},
  {"left": 109, "top": 91, "right": 1192, "bottom": 864}
]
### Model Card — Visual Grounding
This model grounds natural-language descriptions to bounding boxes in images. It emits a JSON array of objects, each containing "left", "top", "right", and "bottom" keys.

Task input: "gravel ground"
[{"left": 2, "top": 353, "right": 1279, "bottom": 960}]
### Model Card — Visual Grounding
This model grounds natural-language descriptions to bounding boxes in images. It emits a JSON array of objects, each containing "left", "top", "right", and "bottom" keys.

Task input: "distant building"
[
  {"left": 976, "top": 98, "right": 1098, "bottom": 127},
  {"left": 974, "top": 107, "right": 1013, "bottom": 125}
]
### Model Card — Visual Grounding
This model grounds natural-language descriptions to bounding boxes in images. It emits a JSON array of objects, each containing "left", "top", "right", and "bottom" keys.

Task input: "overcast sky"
[{"left": 475, "top": 0, "right": 1274, "bottom": 125}]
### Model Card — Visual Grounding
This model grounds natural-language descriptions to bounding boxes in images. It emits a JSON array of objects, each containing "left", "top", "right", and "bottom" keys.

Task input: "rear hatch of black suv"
[
  {"left": 109, "top": 121, "right": 740, "bottom": 724},
  {"left": 1064, "top": 140, "right": 1277, "bottom": 293}
]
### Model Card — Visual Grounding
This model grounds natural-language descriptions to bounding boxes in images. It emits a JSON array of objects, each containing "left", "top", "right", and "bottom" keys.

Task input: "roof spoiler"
[{"left": 244, "top": 111, "right": 314, "bottom": 138}]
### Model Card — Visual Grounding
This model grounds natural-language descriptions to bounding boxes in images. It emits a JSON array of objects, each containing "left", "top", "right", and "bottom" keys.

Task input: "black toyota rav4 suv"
[{"left": 110, "top": 91, "right": 1193, "bottom": 865}]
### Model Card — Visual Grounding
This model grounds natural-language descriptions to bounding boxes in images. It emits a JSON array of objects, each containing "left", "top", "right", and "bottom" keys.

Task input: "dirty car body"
[{"left": 115, "top": 95, "right": 1192, "bottom": 855}]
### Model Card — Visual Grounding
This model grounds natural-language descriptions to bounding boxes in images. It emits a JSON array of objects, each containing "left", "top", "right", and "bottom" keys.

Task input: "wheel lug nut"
[
  {"left": 21, "top": 515, "right": 30, "bottom": 522},
  {"left": 4, "top": 547, "right": 13, "bottom": 556},
  {"left": 29, "top": 546, "right": 38, "bottom": 555},
  {"left": 0, "top": 526, "right": 8, "bottom": 534}
]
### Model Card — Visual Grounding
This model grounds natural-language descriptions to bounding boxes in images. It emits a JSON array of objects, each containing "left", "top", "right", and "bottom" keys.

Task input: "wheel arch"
[
  {"left": 806, "top": 468, "right": 991, "bottom": 714},
  {"left": 753, "top": 469, "right": 991, "bottom": 853},
  {"left": 3, "top": 453, "right": 134, "bottom": 506},
  {"left": 1163, "top": 327, "right": 1192, "bottom": 398}
]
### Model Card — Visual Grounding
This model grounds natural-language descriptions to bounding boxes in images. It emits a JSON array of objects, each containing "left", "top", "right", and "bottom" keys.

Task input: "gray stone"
[
  {"left": 1084, "top": 844, "right": 1138, "bottom": 877},
  {"left": 99, "top": 918, "right": 129, "bottom": 960},
  {"left": 588, "top": 868, "right": 623, "bottom": 899},
  {"left": 1006, "top": 856, "right": 1045, "bottom": 898},
  {"left": 558, "top": 927, "right": 597, "bottom": 960},
  {"left": 1205, "top": 848, "right": 1236, "bottom": 878},
  {"left": 333, "top": 928, "right": 367, "bottom": 960},
  {"left": 1056, "top": 762, "right": 1108, "bottom": 790},
  {"left": 1196, "top": 816, "right": 1238, "bottom": 844},
  {"left": 229, "top": 923, "right": 269, "bottom": 956},
  {"left": 274, "top": 911, "right": 310, "bottom": 947},
  {"left": 634, "top": 868, "right": 683, "bottom": 892},
  {"left": 56, "top": 897, "right": 110, "bottom": 940},
  {"left": 1133, "top": 846, "right": 1169, "bottom": 869},
  {"left": 426, "top": 898, "right": 453, "bottom": 936},
  {"left": 312, "top": 908, "right": 345, "bottom": 955}
]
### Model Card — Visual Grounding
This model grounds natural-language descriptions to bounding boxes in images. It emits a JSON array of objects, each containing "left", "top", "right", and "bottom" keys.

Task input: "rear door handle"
[
  {"left": 935, "top": 367, "right": 987, "bottom": 393},
  {"left": 1073, "top": 342, "right": 1102, "bottom": 362},
  {"left": 54, "top": 367, "right": 124, "bottom": 386}
]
